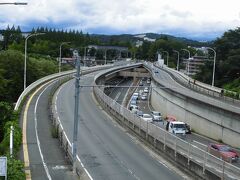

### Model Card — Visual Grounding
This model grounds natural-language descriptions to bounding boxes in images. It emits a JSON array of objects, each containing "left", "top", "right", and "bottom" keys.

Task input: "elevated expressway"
[
  {"left": 145, "top": 63, "right": 240, "bottom": 148},
  {"left": 54, "top": 65, "right": 185, "bottom": 179},
  {"left": 93, "top": 63, "right": 240, "bottom": 179},
  {"left": 21, "top": 62, "right": 239, "bottom": 179}
]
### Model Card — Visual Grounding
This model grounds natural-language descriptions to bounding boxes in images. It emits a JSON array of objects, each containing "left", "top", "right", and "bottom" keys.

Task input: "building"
[
  {"left": 0, "top": 34, "right": 3, "bottom": 41},
  {"left": 157, "top": 53, "right": 165, "bottom": 67},
  {"left": 135, "top": 40, "right": 143, "bottom": 47},
  {"left": 182, "top": 56, "right": 209, "bottom": 76}
]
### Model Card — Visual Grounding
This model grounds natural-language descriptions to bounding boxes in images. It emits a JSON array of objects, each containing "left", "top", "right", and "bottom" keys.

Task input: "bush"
[{"left": 6, "top": 156, "right": 25, "bottom": 180}]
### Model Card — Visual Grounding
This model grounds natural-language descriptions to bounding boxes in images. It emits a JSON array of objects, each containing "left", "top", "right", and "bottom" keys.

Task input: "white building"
[
  {"left": 135, "top": 40, "right": 143, "bottom": 47},
  {"left": 182, "top": 56, "right": 209, "bottom": 76},
  {"left": 0, "top": 34, "right": 3, "bottom": 41},
  {"left": 157, "top": 53, "right": 164, "bottom": 67},
  {"left": 143, "top": 37, "right": 155, "bottom": 42}
]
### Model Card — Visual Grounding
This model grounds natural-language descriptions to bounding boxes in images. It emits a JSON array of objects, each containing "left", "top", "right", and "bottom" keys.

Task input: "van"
[{"left": 166, "top": 121, "right": 186, "bottom": 135}]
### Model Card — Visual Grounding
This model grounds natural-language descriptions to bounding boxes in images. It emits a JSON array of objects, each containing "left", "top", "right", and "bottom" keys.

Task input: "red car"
[{"left": 208, "top": 143, "right": 239, "bottom": 162}]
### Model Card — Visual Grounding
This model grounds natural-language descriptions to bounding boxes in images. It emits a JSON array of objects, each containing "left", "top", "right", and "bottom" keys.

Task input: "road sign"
[{"left": 0, "top": 157, "right": 7, "bottom": 178}]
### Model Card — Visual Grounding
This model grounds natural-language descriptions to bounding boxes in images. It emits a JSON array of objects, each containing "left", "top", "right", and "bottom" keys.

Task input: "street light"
[
  {"left": 206, "top": 47, "right": 216, "bottom": 86},
  {"left": 162, "top": 51, "right": 169, "bottom": 67},
  {"left": 181, "top": 49, "right": 191, "bottom": 76},
  {"left": 173, "top": 50, "right": 180, "bottom": 71},
  {"left": 104, "top": 49, "right": 108, "bottom": 65},
  {"left": 59, "top": 42, "right": 70, "bottom": 73},
  {"left": 24, "top": 32, "right": 45, "bottom": 90},
  {"left": 0, "top": 2, "right": 27, "bottom": 5}
]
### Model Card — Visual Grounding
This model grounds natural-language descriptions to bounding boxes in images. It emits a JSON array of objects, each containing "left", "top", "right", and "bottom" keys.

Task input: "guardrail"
[
  {"left": 14, "top": 65, "right": 114, "bottom": 111},
  {"left": 93, "top": 65, "right": 240, "bottom": 180},
  {"left": 151, "top": 62, "right": 240, "bottom": 105}
]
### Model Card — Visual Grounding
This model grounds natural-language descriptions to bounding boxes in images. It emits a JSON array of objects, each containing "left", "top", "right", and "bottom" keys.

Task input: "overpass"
[
  {"left": 94, "top": 63, "right": 240, "bottom": 179},
  {"left": 18, "top": 62, "right": 240, "bottom": 179}
]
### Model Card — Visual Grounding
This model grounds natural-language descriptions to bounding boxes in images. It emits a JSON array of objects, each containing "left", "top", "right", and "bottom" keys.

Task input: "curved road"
[
  {"left": 55, "top": 72, "right": 183, "bottom": 180},
  {"left": 21, "top": 78, "right": 77, "bottom": 180},
  {"left": 151, "top": 65, "right": 240, "bottom": 113}
]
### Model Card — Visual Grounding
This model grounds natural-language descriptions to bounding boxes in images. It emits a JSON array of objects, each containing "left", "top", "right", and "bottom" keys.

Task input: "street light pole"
[
  {"left": 181, "top": 49, "right": 191, "bottom": 75},
  {"left": 206, "top": 47, "right": 216, "bottom": 86},
  {"left": 0, "top": 2, "right": 27, "bottom": 5},
  {"left": 24, "top": 33, "right": 45, "bottom": 90},
  {"left": 72, "top": 50, "right": 80, "bottom": 173},
  {"left": 162, "top": 51, "right": 169, "bottom": 67},
  {"left": 59, "top": 42, "right": 70, "bottom": 73},
  {"left": 173, "top": 50, "right": 180, "bottom": 71},
  {"left": 104, "top": 49, "right": 107, "bottom": 65}
]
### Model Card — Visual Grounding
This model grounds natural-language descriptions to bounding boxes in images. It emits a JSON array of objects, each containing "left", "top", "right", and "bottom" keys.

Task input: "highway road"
[
  {"left": 110, "top": 66, "right": 240, "bottom": 168},
  {"left": 55, "top": 71, "right": 185, "bottom": 180},
  {"left": 150, "top": 65, "right": 240, "bottom": 113},
  {"left": 107, "top": 77, "right": 133, "bottom": 104},
  {"left": 20, "top": 78, "right": 78, "bottom": 180}
]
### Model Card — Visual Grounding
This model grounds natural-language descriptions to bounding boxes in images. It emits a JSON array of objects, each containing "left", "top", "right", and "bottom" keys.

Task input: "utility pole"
[{"left": 72, "top": 50, "right": 80, "bottom": 173}]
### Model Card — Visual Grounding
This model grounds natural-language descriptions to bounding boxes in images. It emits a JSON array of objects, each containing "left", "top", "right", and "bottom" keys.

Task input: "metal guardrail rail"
[
  {"left": 152, "top": 63, "right": 240, "bottom": 106},
  {"left": 14, "top": 65, "right": 114, "bottom": 111},
  {"left": 93, "top": 64, "right": 240, "bottom": 180}
]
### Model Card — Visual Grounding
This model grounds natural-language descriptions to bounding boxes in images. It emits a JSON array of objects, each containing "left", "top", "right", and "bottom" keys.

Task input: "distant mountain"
[{"left": 90, "top": 33, "right": 209, "bottom": 47}]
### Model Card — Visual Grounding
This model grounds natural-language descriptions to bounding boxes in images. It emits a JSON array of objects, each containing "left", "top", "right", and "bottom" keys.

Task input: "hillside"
[{"left": 91, "top": 33, "right": 208, "bottom": 47}]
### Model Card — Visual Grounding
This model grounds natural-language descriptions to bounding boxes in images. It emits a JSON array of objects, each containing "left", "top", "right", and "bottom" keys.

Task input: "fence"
[{"left": 93, "top": 68, "right": 240, "bottom": 180}]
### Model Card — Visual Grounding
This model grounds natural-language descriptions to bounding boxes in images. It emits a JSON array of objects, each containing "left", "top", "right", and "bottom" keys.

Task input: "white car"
[
  {"left": 129, "top": 104, "right": 138, "bottom": 110},
  {"left": 151, "top": 111, "right": 162, "bottom": 121},
  {"left": 143, "top": 87, "right": 149, "bottom": 93},
  {"left": 166, "top": 121, "right": 186, "bottom": 135},
  {"left": 141, "top": 93, "right": 148, "bottom": 100},
  {"left": 133, "top": 92, "right": 139, "bottom": 97},
  {"left": 142, "top": 114, "right": 153, "bottom": 122}
]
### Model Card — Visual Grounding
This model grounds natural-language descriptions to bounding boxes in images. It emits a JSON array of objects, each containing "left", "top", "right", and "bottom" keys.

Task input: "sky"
[{"left": 0, "top": 0, "right": 240, "bottom": 41}]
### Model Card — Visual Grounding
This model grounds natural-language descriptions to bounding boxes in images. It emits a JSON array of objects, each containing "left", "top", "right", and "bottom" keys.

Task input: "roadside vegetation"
[{"left": 195, "top": 27, "right": 240, "bottom": 96}]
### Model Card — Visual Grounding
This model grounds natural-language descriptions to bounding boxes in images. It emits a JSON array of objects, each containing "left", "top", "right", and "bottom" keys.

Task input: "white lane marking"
[
  {"left": 113, "top": 92, "right": 121, "bottom": 103},
  {"left": 55, "top": 80, "right": 93, "bottom": 180},
  {"left": 193, "top": 140, "right": 208, "bottom": 151},
  {"left": 35, "top": 84, "right": 53, "bottom": 180},
  {"left": 52, "top": 165, "right": 68, "bottom": 170},
  {"left": 108, "top": 79, "right": 125, "bottom": 96}
]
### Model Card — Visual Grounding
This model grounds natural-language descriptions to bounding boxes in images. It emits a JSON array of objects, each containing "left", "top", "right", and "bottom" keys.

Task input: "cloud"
[{"left": 0, "top": 0, "right": 239, "bottom": 40}]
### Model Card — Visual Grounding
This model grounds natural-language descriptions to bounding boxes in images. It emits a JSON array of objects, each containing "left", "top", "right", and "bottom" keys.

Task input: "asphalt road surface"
[
  {"left": 20, "top": 79, "right": 77, "bottom": 180},
  {"left": 55, "top": 72, "right": 183, "bottom": 180}
]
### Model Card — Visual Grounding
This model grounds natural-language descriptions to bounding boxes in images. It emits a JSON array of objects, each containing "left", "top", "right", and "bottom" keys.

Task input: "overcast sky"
[{"left": 0, "top": 0, "right": 240, "bottom": 40}]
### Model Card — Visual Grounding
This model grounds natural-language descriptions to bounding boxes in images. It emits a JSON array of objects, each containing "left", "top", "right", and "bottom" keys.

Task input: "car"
[
  {"left": 129, "top": 104, "right": 138, "bottom": 110},
  {"left": 154, "top": 69, "right": 159, "bottom": 73},
  {"left": 141, "top": 93, "right": 148, "bottom": 100},
  {"left": 147, "top": 78, "right": 151, "bottom": 84},
  {"left": 166, "top": 115, "right": 177, "bottom": 122},
  {"left": 136, "top": 110, "right": 143, "bottom": 117},
  {"left": 131, "top": 96, "right": 138, "bottom": 101},
  {"left": 133, "top": 92, "right": 139, "bottom": 98},
  {"left": 185, "top": 123, "right": 191, "bottom": 134},
  {"left": 166, "top": 121, "right": 186, "bottom": 135},
  {"left": 143, "top": 87, "right": 149, "bottom": 93},
  {"left": 151, "top": 111, "right": 162, "bottom": 121},
  {"left": 208, "top": 144, "right": 239, "bottom": 162},
  {"left": 139, "top": 81, "right": 143, "bottom": 86},
  {"left": 130, "top": 99, "right": 137, "bottom": 105},
  {"left": 131, "top": 107, "right": 139, "bottom": 114},
  {"left": 142, "top": 114, "right": 153, "bottom": 122}
]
